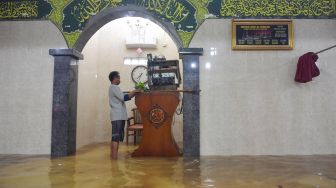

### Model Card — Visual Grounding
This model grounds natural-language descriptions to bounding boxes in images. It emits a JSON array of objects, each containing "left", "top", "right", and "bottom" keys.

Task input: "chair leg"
[
  {"left": 137, "top": 130, "right": 141, "bottom": 144},
  {"left": 133, "top": 130, "right": 136, "bottom": 145},
  {"left": 126, "top": 129, "right": 129, "bottom": 145}
]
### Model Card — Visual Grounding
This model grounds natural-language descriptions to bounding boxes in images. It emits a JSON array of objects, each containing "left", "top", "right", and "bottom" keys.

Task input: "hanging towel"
[{"left": 294, "top": 52, "right": 320, "bottom": 83}]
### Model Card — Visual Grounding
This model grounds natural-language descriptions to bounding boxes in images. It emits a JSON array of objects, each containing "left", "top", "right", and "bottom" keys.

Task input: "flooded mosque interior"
[{"left": 0, "top": 0, "right": 336, "bottom": 187}]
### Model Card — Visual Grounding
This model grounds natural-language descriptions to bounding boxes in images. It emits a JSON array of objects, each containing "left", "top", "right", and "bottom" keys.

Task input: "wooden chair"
[{"left": 126, "top": 108, "right": 143, "bottom": 145}]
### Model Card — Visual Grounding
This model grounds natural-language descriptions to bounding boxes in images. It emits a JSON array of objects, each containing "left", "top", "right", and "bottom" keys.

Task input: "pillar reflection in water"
[
  {"left": 49, "top": 157, "right": 75, "bottom": 188},
  {"left": 183, "top": 157, "right": 201, "bottom": 187}
]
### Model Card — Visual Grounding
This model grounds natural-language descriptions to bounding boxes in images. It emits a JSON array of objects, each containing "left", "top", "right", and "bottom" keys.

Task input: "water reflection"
[
  {"left": 183, "top": 158, "right": 201, "bottom": 188},
  {"left": 0, "top": 144, "right": 336, "bottom": 188},
  {"left": 49, "top": 157, "right": 75, "bottom": 188},
  {"left": 198, "top": 156, "right": 336, "bottom": 188},
  {"left": 108, "top": 160, "right": 127, "bottom": 187},
  {"left": 121, "top": 157, "right": 186, "bottom": 187}
]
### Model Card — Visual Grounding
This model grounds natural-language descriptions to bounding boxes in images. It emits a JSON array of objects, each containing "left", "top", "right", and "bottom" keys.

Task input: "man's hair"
[{"left": 109, "top": 71, "right": 119, "bottom": 82}]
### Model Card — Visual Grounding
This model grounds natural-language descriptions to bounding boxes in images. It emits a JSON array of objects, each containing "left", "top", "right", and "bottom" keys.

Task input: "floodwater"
[{"left": 0, "top": 143, "right": 335, "bottom": 188}]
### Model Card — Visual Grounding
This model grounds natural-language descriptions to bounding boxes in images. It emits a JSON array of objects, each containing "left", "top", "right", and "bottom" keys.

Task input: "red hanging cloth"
[{"left": 294, "top": 52, "right": 320, "bottom": 83}]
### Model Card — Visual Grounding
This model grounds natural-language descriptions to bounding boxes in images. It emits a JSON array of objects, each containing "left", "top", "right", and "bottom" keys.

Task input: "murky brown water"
[{"left": 0, "top": 143, "right": 335, "bottom": 188}]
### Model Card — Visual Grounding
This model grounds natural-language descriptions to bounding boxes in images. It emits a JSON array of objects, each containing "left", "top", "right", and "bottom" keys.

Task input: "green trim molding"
[{"left": 1, "top": 0, "right": 335, "bottom": 48}]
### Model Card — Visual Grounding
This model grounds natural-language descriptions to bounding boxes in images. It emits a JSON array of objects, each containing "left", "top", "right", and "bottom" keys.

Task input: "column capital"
[
  {"left": 178, "top": 48, "right": 203, "bottom": 56},
  {"left": 49, "top": 48, "right": 84, "bottom": 60}
]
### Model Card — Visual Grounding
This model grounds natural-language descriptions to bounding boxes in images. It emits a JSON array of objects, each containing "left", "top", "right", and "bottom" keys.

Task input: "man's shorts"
[{"left": 111, "top": 120, "right": 125, "bottom": 142}]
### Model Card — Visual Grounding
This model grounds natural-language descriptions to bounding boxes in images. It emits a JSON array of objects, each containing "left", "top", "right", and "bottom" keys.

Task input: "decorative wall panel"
[{"left": 1, "top": 0, "right": 335, "bottom": 47}]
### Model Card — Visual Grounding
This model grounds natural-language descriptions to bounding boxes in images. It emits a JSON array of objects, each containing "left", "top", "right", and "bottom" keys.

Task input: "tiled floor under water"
[{"left": 0, "top": 143, "right": 335, "bottom": 188}]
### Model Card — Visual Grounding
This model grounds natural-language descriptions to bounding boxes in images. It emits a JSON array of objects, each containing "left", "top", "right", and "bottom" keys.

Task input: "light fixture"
[
  {"left": 210, "top": 47, "right": 217, "bottom": 56},
  {"left": 205, "top": 62, "right": 211, "bottom": 69}
]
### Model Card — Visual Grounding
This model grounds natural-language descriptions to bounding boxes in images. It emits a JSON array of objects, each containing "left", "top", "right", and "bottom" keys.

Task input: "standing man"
[{"left": 109, "top": 71, "right": 139, "bottom": 159}]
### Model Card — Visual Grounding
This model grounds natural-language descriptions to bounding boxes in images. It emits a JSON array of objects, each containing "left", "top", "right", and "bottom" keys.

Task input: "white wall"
[
  {"left": 77, "top": 17, "right": 182, "bottom": 148},
  {"left": 191, "top": 19, "right": 336, "bottom": 155},
  {"left": 3, "top": 19, "right": 333, "bottom": 156},
  {"left": 0, "top": 21, "right": 67, "bottom": 154}
]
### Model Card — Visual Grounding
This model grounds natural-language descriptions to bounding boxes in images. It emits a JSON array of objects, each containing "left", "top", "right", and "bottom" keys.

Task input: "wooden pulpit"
[{"left": 132, "top": 91, "right": 180, "bottom": 157}]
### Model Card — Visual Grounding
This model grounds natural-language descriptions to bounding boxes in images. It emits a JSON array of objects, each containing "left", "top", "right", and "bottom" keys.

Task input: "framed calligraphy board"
[{"left": 232, "top": 20, "right": 293, "bottom": 50}]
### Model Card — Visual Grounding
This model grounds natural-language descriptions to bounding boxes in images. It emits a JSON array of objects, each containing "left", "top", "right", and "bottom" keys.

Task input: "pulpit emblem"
[{"left": 148, "top": 104, "right": 167, "bottom": 128}]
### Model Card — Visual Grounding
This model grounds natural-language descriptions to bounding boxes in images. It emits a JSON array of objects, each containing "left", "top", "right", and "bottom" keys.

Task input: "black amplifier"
[{"left": 152, "top": 77, "right": 175, "bottom": 86}]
